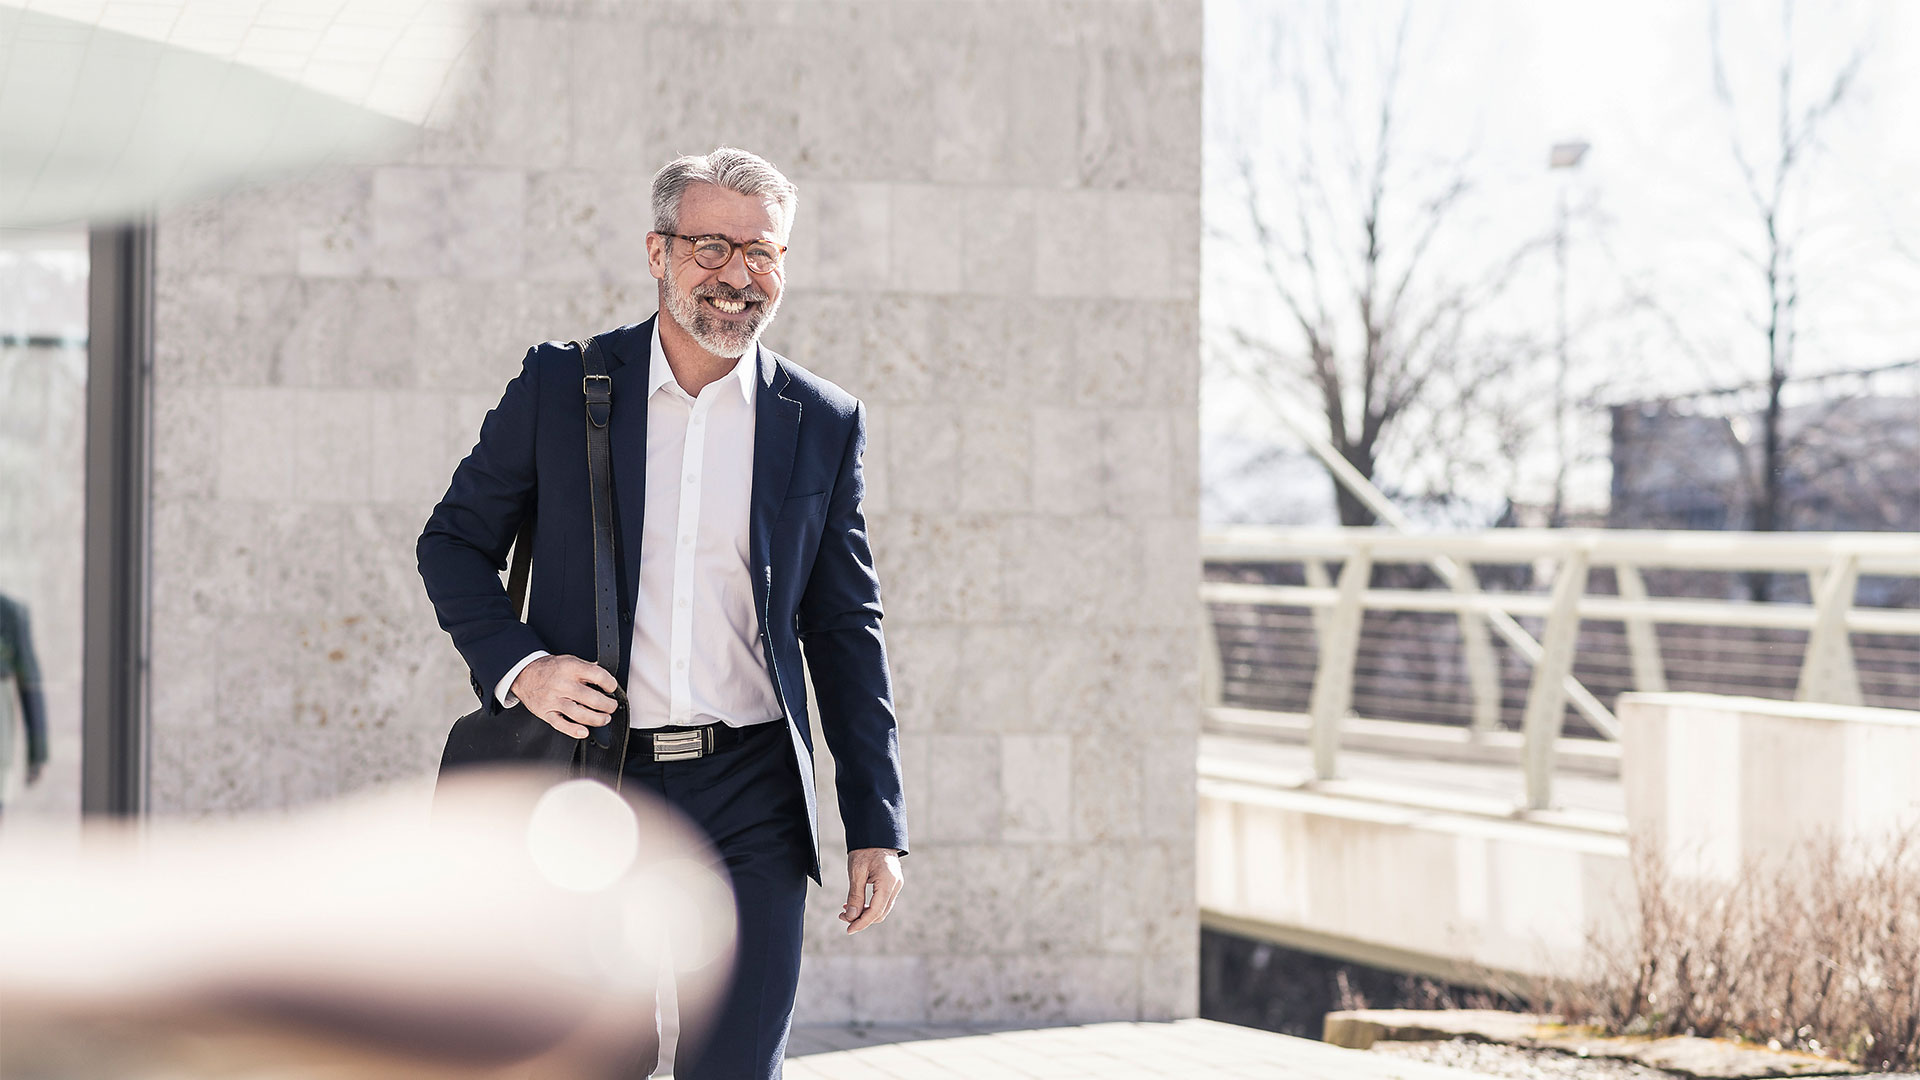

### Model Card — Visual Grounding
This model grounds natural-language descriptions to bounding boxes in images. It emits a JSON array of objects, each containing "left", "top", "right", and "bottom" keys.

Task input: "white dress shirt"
[{"left": 496, "top": 320, "right": 784, "bottom": 729}]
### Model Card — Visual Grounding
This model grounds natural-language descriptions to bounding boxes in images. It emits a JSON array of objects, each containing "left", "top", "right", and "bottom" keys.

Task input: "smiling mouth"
[{"left": 702, "top": 296, "right": 756, "bottom": 316}]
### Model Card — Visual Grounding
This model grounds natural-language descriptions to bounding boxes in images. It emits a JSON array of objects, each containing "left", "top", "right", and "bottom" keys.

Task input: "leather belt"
[{"left": 625, "top": 720, "right": 781, "bottom": 763}]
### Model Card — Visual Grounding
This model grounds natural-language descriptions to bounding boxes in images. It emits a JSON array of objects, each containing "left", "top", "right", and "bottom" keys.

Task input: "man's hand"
[
  {"left": 839, "top": 848, "right": 904, "bottom": 934},
  {"left": 511, "top": 655, "right": 619, "bottom": 739}
]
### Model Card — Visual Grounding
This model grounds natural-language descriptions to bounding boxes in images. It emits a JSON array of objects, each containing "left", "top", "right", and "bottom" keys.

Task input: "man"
[{"left": 417, "top": 147, "right": 907, "bottom": 1080}]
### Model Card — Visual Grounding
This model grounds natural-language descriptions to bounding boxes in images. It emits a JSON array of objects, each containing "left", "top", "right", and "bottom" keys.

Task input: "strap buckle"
[
  {"left": 582, "top": 374, "right": 612, "bottom": 401},
  {"left": 652, "top": 729, "right": 706, "bottom": 761}
]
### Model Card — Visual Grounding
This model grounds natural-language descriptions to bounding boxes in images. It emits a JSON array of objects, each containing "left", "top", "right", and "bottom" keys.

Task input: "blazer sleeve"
[
  {"left": 417, "top": 348, "right": 549, "bottom": 715},
  {"left": 796, "top": 400, "right": 910, "bottom": 857}
]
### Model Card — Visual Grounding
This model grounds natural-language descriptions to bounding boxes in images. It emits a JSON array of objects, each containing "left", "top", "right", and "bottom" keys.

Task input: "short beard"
[{"left": 661, "top": 258, "right": 781, "bottom": 360}]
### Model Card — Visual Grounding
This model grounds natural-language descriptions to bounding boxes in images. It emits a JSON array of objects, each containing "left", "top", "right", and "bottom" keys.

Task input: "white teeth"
[{"left": 708, "top": 297, "right": 747, "bottom": 313}]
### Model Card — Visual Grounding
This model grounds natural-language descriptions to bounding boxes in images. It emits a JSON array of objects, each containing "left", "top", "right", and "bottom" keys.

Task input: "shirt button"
[
  {"left": 677, "top": 596, "right": 689, "bottom": 608},
  {"left": 675, "top": 659, "right": 687, "bottom": 670},
  {"left": 685, "top": 473, "right": 696, "bottom": 484}
]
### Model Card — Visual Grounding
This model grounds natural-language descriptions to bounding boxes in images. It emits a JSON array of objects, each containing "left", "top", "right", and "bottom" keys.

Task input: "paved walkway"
[{"left": 781, "top": 1021, "right": 1501, "bottom": 1079}]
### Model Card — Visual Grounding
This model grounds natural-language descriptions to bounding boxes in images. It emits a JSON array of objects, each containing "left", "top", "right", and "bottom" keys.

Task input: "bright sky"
[{"left": 1204, "top": 0, "right": 1920, "bottom": 516}]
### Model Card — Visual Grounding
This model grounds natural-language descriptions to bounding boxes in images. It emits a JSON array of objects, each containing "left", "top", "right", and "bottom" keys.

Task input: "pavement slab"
[{"left": 779, "top": 1019, "right": 1507, "bottom": 1079}]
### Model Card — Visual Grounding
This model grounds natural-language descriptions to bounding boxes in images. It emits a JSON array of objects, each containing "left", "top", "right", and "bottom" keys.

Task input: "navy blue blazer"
[{"left": 417, "top": 315, "right": 908, "bottom": 882}]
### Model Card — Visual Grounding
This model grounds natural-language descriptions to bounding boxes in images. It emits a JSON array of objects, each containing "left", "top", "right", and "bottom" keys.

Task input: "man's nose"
[{"left": 715, "top": 248, "right": 752, "bottom": 289}]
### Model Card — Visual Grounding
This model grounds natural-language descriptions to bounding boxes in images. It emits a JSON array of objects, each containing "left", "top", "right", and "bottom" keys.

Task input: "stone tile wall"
[{"left": 149, "top": 0, "right": 1201, "bottom": 1023}]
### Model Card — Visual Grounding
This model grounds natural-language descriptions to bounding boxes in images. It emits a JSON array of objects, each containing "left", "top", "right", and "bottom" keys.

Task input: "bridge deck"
[
  {"left": 1200, "top": 732, "right": 1625, "bottom": 820},
  {"left": 782, "top": 1020, "right": 1500, "bottom": 1079}
]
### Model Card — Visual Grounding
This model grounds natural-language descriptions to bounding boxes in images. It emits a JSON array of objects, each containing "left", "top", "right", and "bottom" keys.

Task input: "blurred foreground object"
[
  {"left": 0, "top": 0, "right": 479, "bottom": 226},
  {"left": 0, "top": 769, "right": 735, "bottom": 1078}
]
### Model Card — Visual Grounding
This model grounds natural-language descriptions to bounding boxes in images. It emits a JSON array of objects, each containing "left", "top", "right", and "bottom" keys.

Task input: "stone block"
[
  {"left": 1000, "top": 44, "right": 1080, "bottom": 188},
  {"left": 563, "top": 19, "right": 656, "bottom": 172},
  {"left": 1032, "top": 190, "right": 1109, "bottom": 299},
  {"left": 485, "top": 13, "right": 572, "bottom": 166},
  {"left": 217, "top": 388, "right": 296, "bottom": 501},
  {"left": 887, "top": 183, "right": 964, "bottom": 294},
  {"left": 1100, "top": 408, "right": 1172, "bottom": 518},
  {"left": 1029, "top": 408, "right": 1104, "bottom": 516},
  {"left": 1138, "top": 948, "right": 1199, "bottom": 1021},
  {"left": 958, "top": 187, "right": 1035, "bottom": 296},
  {"left": 955, "top": 624, "right": 1034, "bottom": 732},
  {"left": 793, "top": 33, "right": 934, "bottom": 183},
  {"left": 955, "top": 407, "right": 1028, "bottom": 514},
  {"left": 1071, "top": 733, "right": 1145, "bottom": 842},
  {"left": 801, "top": 182, "right": 892, "bottom": 291},
  {"left": 370, "top": 166, "right": 526, "bottom": 280},
  {"left": 151, "top": 384, "right": 220, "bottom": 501},
  {"left": 883, "top": 404, "right": 960, "bottom": 514},
  {"left": 912, "top": 843, "right": 1031, "bottom": 955},
  {"left": 1140, "top": 735, "right": 1198, "bottom": 842},
  {"left": 289, "top": 389, "right": 374, "bottom": 503},
  {"left": 927, "top": 296, "right": 1015, "bottom": 405},
  {"left": 521, "top": 170, "right": 655, "bottom": 284},
  {"left": 1001, "top": 734, "right": 1072, "bottom": 842},
  {"left": 1136, "top": 517, "right": 1202, "bottom": 630},
  {"left": 852, "top": 955, "right": 928, "bottom": 1023},
  {"left": 921, "top": 734, "right": 1001, "bottom": 844},
  {"left": 927, "top": 33, "right": 1012, "bottom": 185},
  {"left": 875, "top": 512, "right": 1002, "bottom": 624},
  {"left": 148, "top": 611, "right": 219, "bottom": 728},
  {"left": 370, "top": 392, "right": 456, "bottom": 505},
  {"left": 293, "top": 172, "right": 373, "bottom": 278},
  {"left": 1059, "top": 955, "right": 1141, "bottom": 1021},
  {"left": 1022, "top": 843, "right": 1106, "bottom": 953}
]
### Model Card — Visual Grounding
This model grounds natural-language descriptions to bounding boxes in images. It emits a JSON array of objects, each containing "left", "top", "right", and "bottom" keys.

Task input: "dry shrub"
[{"left": 1540, "top": 829, "right": 1920, "bottom": 1070}]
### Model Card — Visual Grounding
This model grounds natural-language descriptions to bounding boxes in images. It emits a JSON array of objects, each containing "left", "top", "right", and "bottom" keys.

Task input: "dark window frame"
[{"left": 82, "top": 223, "right": 151, "bottom": 815}]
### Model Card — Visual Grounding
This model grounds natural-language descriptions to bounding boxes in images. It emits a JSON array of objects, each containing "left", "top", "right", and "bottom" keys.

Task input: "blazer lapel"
[
  {"left": 606, "top": 316, "right": 653, "bottom": 609},
  {"left": 750, "top": 344, "right": 802, "bottom": 598}
]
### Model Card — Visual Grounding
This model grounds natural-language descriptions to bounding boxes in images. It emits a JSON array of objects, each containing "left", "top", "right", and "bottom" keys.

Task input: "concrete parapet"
[
  {"left": 1197, "top": 767, "right": 1629, "bottom": 981},
  {"left": 1621, "top": 691, "right": 1920, "bottom": 878}
]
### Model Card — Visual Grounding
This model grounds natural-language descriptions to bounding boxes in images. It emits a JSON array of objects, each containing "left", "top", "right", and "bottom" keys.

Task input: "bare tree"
[
  {"left": 1708, "top": 0, "right": 1865, "bottom": 594},
  {"left": 1210, "top": 1, "right": 1547, "bottom": 526}
]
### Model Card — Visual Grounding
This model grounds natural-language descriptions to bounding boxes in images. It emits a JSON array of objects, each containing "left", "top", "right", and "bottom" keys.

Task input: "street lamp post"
[{"left": 1548, "top": 140, "right": 1590, "bottom": 528}]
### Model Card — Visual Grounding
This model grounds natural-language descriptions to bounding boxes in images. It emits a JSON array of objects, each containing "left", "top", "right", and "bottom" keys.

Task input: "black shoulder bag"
[{"left": 436, "top": 337, "right": 632, "bottom": 786}]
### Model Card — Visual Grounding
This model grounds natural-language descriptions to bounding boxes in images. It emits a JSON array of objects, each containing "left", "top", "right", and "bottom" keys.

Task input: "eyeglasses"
[{"left": 661, "top": 233, "right": 786, "bottom": 275}]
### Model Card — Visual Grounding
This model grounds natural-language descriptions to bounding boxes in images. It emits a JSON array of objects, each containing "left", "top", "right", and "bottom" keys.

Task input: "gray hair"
[{"left": 651, "top": 147, "right": 798, "bottom": 239}]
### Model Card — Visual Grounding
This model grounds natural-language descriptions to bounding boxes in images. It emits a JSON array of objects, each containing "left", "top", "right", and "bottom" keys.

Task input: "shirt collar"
[{"left": 648, "top": 317, "right": 757, "bottom": 405}]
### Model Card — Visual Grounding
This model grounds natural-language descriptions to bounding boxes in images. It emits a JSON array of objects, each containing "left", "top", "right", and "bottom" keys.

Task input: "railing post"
[
  {"left": 1797, "top": 554, "right": 1862, "bottom": 706},
  {"left": 1303, "top": 557, "right": 1332, "bottom": 639},
  {"left": 1199, "top": 601, "right": 1224, "bottom": 709},
  {"left": 1523, "top": 546, "right": 1590, "bottom": 811},
  {"left": 1616, "top": 564, "right": 1668, "bottom": 693},
  {"left": 1449, "top": 564, "right": 1502, "bottom": 735},
  {"left": 1308, "top": 546, "right": 1372, "bottom": 781}
]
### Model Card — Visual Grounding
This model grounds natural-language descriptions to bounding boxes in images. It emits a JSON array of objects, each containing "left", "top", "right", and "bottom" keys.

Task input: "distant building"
[{"left": 1609, "top": 397, "right": 1920, "bottom": 533}]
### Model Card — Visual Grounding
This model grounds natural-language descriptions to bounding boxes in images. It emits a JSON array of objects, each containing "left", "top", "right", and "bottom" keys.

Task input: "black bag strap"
[{"left": 576, "top": 336, "right": 629, "bottom": 771}]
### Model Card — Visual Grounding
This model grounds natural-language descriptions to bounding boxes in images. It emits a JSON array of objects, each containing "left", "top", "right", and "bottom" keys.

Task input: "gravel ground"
[
  {"left": 1370, "top": 1038, "right": 1920, "bottom": 1079},
  {"left": 1371, "top": 1040, "right": 1678, "bottom": 1079}
]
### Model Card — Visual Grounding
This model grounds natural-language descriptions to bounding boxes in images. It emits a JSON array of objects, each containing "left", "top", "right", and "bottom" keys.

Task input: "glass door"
[{"left": 0, "top": 227, "right": 90, "bottom": 826}]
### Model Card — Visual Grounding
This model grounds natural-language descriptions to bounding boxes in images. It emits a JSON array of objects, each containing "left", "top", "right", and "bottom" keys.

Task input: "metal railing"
[{"left": 1201, "top": 527, "right": 1920, "bottom": 811}]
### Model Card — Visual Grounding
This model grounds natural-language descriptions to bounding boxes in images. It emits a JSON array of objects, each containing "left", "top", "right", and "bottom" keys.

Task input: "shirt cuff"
[{"left": 497, "top": 650, "right": 551, "bottom": 708}]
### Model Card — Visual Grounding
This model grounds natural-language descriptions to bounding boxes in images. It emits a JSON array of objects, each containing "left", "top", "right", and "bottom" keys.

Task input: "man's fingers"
[
  {"left": 558, "top": 699, "right": 611, "bottom": 727},
  {"left": 569, "top": 657, "right": 618, "bottom": 693},
  {"left": 540, "top": 712, "right": 590, "bottom": 739},
  {"left": 567, "top": 685, "right": 618, "bottom": 715}
]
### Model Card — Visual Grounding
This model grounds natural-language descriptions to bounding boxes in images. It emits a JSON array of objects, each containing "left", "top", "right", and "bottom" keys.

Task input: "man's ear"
[{"left": 644, "top": 232, "right": 667, "bottom": 281}]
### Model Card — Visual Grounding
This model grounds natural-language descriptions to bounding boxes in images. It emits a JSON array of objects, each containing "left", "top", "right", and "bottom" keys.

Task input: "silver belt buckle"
[{"left": 652, "top": 729, "right": 706, "bottom": 761}]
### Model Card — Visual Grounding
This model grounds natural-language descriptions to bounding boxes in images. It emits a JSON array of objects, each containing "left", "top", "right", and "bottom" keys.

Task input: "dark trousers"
[{"left": 621, "top": 720, "right": 811, "bottom": 1080}]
